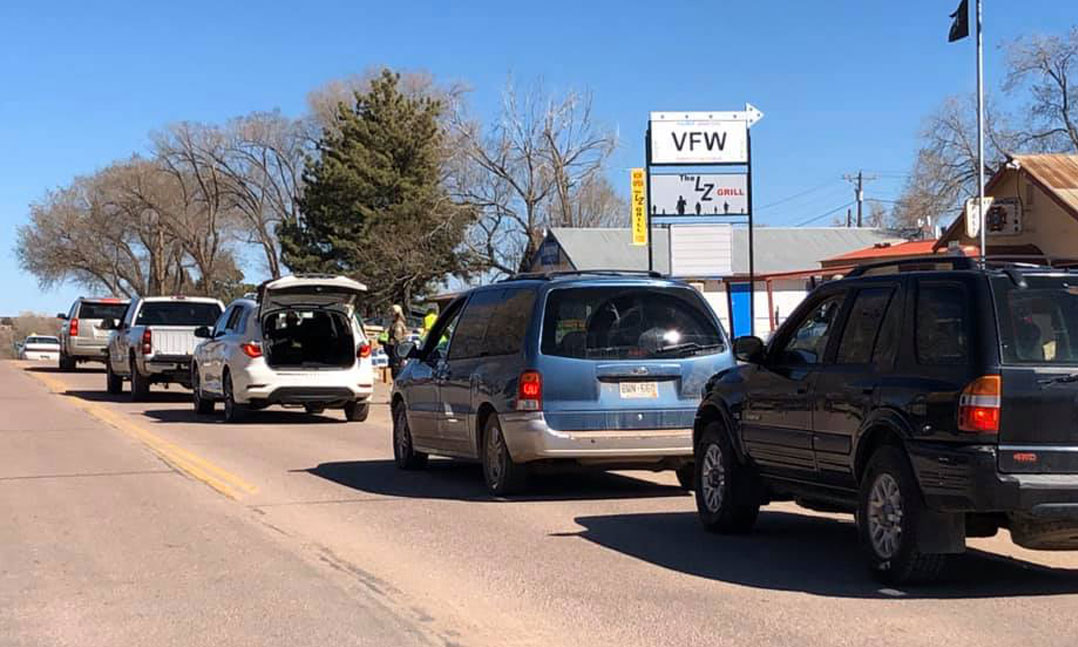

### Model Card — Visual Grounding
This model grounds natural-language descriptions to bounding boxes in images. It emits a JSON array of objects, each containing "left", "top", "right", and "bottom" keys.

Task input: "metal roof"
[
  {"left": 1010, "top": 154, "right": 1078, "bottom": 215},
  {"left": 546, "top": 227, "right": 903, "bottom": 277}
]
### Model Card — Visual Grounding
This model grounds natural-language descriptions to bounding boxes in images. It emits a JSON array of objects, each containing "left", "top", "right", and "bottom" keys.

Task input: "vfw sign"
[{"left": 649, "top": 109, "right": 759, "bottom": 165}]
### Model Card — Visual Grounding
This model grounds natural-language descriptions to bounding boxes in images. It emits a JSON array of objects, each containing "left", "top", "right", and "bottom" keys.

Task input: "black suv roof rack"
[
  {"left": 846, "top": 256, "right": 978, "bottom": 277},
  {"left": 500, "top": 269, "right": 665, "bottom": 282}
]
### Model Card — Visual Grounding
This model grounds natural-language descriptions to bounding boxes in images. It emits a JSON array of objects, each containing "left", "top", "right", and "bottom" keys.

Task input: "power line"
[
  {"left": 755, "top": 179, "right": 843, "bottom": 212},
  {"left": 795, "top": 201, "right": 856, "bottom": 227}
]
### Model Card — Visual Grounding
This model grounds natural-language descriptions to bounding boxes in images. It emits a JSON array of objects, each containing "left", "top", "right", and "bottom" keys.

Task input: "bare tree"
[
  {"left": 1005, "top": 27, "right": 1078, "bottom": 152},
  {"left": 451, "top": 80, "right": 620, "bottom": 274}
]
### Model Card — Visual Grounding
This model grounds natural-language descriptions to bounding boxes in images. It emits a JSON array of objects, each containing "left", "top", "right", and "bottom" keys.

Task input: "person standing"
[{"left": 387, "top": 304, "right": 409, "bottom": 379}]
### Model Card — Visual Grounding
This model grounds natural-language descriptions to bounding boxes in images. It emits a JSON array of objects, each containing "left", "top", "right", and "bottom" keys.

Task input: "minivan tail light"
[
  {"left": 140, "top": 329, "right": 152, "bottom": 355},
  {"left": 69, "top": 318, "right": 79, "bottom": 337},
  {"left": 517, "top": 370, "right": 542, "bottom": 411},
  {"left": 241, "top": 342, "right": 263, "bottom": 358},
  {"left": 357, "top": 342, "right": 371, "bottom": 359},
  {"left": 958, "top": 375, "right": 1001, "bottom": 434}
]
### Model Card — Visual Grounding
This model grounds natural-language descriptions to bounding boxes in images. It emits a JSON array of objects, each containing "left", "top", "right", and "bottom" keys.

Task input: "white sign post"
[
  {"left": 648, "top": 106, "right": 762, "bottom": 165},
  {"left": 651, "top": 173, "right": 748, "bottom": 216}
]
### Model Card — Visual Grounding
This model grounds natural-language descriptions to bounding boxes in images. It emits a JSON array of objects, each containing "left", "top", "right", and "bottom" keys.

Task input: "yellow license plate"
[{"left": 619, "top": 381, "right": 658, "bottom": 399}]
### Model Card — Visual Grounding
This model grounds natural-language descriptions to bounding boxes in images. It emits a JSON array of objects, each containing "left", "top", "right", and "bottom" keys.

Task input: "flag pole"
[{"left": 976, "top": 0, "right": 986, "bottom": 264}]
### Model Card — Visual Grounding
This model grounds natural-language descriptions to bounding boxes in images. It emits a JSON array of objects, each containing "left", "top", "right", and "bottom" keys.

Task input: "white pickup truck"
[{"left": 103, "top": 296, "right": 225, "bottom": 400}]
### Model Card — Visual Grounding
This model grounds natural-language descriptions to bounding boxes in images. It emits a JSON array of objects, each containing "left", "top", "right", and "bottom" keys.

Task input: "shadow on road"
[
  {"left": 61, "top": 389, "right": 192, "bottom": 404},
  {"left": 142, "top": 407, "right": 342, "bottom": 425},
  {"left": 305, "top": 459, "right": 689, "bottom": 503},
  {"left": 22, "top": 365, "right": 104, "bottom": 374},
  {"left": 568, "top": 510, "right": 1078, "bottom": 599}
]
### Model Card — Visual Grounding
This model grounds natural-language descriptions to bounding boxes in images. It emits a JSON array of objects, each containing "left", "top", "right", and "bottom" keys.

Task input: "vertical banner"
[{"left": 630, "top": 168, "right": 648, "bottom": 246}]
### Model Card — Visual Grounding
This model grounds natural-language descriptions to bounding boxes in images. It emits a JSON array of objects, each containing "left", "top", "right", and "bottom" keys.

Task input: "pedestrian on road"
[{"left": 387, "top": 304, "right": 409, "bottom": 379}]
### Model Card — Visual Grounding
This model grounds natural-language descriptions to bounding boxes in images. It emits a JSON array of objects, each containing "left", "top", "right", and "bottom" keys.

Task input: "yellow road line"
[{"left": 26, "top": 369, "right": 258, "bottom": 500}]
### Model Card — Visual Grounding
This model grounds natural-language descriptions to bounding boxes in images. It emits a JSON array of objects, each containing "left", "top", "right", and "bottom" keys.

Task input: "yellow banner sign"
[{"left": 630, "top": 168, "right": 648, "bottom": 246}]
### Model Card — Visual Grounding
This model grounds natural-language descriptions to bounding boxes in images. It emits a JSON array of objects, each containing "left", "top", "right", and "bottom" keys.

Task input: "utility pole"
[
  {"left": 843, "top": 170, "right": 877, "bottom": 227},
  {"left": 976, "top": 0, "right": 987, "bottom": 262}
]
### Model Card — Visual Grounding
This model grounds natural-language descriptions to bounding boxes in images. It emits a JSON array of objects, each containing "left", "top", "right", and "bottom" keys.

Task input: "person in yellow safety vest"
[{"left": 421, "top": 306, "right": 438, "bottom": 340}]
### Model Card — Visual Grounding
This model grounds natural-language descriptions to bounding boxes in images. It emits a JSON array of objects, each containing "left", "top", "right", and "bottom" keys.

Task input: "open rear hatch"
[
  {"left": 993, "top": 273, "right": 1078, "bottom": 473},
  {"left": 258, "top": 275, "right": 368, "bottom": 370}
]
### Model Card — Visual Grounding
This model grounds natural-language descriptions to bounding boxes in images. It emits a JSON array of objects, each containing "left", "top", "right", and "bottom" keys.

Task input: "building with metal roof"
[{"left": 937, "top": 154, "right": 1078, "bottom": 262}]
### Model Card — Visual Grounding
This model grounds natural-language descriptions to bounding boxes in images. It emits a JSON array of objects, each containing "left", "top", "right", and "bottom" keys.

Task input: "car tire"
[
  {"left": 392, "top": 403, "right": 427, "bottom": 470},
  {"left": 858, "top": 446, "right": 947, "bottom": 585},
  {"left": 675, "top": 463, "right": 695, "bottom": 491},
  {"left": 222, "top": 372, "right": 244, "bottom": 423},
  {"left": 58, "top": 353, "right": 76, "bottom": 371},
  {"left": 694, "top": 421, "right": 760, "bottom": 533},
  {"left": 304, "top": 404, "right": 326, "bottom": 415},
  {"left": 105, "top": 359, "right": 123, "bottom": 395},
  {"left": 191, "top": 365, "right": 214, "bottom": 415},
  {"left": 344, "top": 401, "right": 369, "bottom": 422},
  {"left": 129, "top": 358, "right": 149, "bottom": 401},
  {"left": 482, "top": 414, "right": 528, "bottom": 496}
]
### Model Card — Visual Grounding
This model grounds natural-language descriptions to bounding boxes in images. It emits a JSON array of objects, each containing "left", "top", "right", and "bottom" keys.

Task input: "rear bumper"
[
  {"left": 909, "top": 441, "right": 1078, "bottom": 512},
  {"left": 232, "top": 363, "right": 373, "bottom": 405},
  {"left": 141, "top": 355, "right": 192, "bottom": 378},
  {"left": 65, "top": 338, "right": 109, "bottom": 359},
  {"left": 500, "top": 411, "right": 693, "bottom": 465},
  {"left": 247, "top": 386, "right": 368, "bottom": 407}
]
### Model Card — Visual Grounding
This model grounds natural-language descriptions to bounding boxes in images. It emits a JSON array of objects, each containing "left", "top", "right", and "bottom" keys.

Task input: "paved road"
[{"left": 4, "top": 361, "right": 1078, "bottom": 646}]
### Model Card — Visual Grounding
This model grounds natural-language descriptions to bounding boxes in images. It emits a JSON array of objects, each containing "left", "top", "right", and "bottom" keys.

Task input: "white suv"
[{"left": 190, "top": 275, "right": 375, "bottom": 423}]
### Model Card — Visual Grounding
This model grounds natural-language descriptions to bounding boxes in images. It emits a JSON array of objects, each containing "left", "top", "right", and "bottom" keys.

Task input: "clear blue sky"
[{"left": 1, "top": 0, "right": 1073, "bottom": 314}]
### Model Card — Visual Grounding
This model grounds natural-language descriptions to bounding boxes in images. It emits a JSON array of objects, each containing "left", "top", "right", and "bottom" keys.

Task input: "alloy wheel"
[
  {"left": 867, "top": 473, "right": 904, "bottom": 559},
  {"left": 700, "top": 442, "right": 726, "bottom": 513},
  {"left": 395, "top": 410, "right": 412, "bottom": 458}
]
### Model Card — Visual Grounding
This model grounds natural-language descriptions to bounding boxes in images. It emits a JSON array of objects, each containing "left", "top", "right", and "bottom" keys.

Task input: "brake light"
[
  {"left": 69, "top": 318, "right": 79, "bottom": 337},
  {"left": 958, "top": 375, "right": 1000, "bottom": 434},
  {"left": 140, "top": 329, "right": 152, "bottom": 355},
  {"left": 357, "top": 342, "right": 371, "bottom": 359},
  {"left": 516, "top": 370, "right": 542, "bottom": 411},
  {"left": 241, "top": 342, "right": 263, "bottom": 358}
]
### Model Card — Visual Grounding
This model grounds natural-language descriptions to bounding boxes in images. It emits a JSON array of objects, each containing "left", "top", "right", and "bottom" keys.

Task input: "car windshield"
[
  {"left": 79, "top": 302, "right": 128, "bottom": 320},
  {"left": 26, "top": 336, "right": 59, "bottom": 345},
  {"left": 993, "top": 275, "right": 1078, "bottom": 365},
  {"left": 541, "top": 285, "right": 724, "bottom": 360},
  {"left": 136, "top": 302, "right": 223, "bottom": 326}
]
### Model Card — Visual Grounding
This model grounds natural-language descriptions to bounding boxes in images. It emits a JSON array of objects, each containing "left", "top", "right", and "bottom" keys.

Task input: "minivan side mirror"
[
  {"left": 734, "top": 336, "right": 766, "bottom": 364},
  {"left": 99, "top": 318, "right": 116, "bottom": 331},
  {"left": 193, "top": 326, "right": 212, "bottom": 339},
  {"left": 396, "top": 341, "right": 417, "bottom": 360}
]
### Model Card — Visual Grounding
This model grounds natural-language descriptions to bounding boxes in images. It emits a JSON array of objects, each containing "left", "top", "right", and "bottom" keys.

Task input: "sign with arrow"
[{"left": 649, "top": 105, "right": 762, "bottom": 165}]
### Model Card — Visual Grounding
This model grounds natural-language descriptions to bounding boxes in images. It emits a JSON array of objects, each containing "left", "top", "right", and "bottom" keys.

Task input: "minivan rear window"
[
  {"left": 993, "top": 275, "right": 1078, "bottom": 365},
  {"left": 79, "top": 302, "right": 129, "bottom": 320},
  {"left": 136, "top": 302, "right": 223, "bottom": 327},
  {"left": 541, "top": 286, "right": 724, "bottom": 360}
]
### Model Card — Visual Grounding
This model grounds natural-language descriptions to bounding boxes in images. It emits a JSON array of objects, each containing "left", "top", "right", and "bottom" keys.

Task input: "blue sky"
[{"left": 1, "top": 0, "right": 1074, "bottom": 314}]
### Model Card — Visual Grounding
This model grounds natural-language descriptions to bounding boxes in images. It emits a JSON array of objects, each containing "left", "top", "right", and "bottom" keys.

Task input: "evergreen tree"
[{"left": 279, "top": 69, "right": 472, "bottom": 310}]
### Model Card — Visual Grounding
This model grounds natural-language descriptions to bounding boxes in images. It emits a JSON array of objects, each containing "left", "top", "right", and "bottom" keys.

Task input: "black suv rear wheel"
[
  {"left": 858, "top": 446, "right": 946, "bottom": 584},
  {"left": 694, "top": 421, "right": 759, "bottom": 533}
]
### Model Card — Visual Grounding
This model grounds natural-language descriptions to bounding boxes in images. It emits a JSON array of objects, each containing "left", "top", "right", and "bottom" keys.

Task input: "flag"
[{"left": 949, "top": 0, "right": 969, "bottom": 42}]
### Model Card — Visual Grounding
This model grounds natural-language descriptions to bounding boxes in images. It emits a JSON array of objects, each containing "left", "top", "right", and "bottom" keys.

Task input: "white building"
[{"left": 530, "top": 227, "right": 903, "bottom": 338}]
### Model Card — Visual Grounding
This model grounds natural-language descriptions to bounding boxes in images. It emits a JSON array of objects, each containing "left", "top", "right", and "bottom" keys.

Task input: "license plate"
[{"left": 619, "top": 381, "right": 658, "bottom": 399}]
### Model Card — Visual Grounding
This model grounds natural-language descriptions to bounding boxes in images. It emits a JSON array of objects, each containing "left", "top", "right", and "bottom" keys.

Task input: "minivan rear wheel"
[
  {"left": 694, "top": 421, "right": 759, "bottom": 533},
  {"left": 858, "top": 446, "right": 946, "bottom": 584},
  {"left": 482, "top": 414, "right": 528, "bottom": 496}
]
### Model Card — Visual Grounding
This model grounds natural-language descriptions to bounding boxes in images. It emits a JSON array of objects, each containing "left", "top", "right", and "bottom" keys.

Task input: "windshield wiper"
[
  {"left": 1038, "top": 372, "right": 1078, "bottom": 386},
  {"left": 653, "top": 342, "right": 724, "bottom": 357}
]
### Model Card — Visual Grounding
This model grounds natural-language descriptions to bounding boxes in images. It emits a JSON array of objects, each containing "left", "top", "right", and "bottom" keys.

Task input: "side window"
[
  {"left": 225, "top": 306, "right": 245, "bottom": 333},
  {"left": 483, "top": 289, "right": 536, "bottom": 357},
  {"left": 871, "top": 289, "right": 902, "bottom": 368},
  {"left": 916, "top": 282, "right": 969, "bottom": 364},
  {"left": 447, "top": 290, "right": 502, "bottom": 361},
  {"left": 778, "top": 294, "right": 844, "bottom": 365},
  {"left": 212, "top": 307, "right": 233, "bottom": 336},
  {"left": 422, "top": 303, "right": 463, "bottom": 359},
  {"left": 836, "top": 288, "right": 894, "bottom": 365}
]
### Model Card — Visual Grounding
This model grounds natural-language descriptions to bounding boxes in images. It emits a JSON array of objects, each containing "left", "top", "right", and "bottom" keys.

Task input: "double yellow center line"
[{"left": 28, "top": 370, "right": 258, "bottom": 500}]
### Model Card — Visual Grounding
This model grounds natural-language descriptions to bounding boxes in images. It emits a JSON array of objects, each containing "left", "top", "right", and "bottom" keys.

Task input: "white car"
[
  {"left": 190, "top": 275, "right": 375, "bottom": 423},
  {"left": 20, "top": 335, "right": 61, "bottom": 361}
]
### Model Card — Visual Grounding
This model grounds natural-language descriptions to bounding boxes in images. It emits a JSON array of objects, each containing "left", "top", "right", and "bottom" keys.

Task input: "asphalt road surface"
[{"left": 4, "top": 361, "right": 1078, "bottom": 647}]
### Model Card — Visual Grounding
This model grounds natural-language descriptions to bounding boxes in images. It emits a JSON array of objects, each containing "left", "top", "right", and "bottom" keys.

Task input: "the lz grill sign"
[{"left": 650, "top": 112, "right": 750, "bottom": 165}]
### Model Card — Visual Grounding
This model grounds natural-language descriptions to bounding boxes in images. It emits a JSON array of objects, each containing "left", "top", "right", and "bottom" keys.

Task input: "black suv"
[{"left": 693, "top": 257, "right": 1078, "bottom": 583}]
